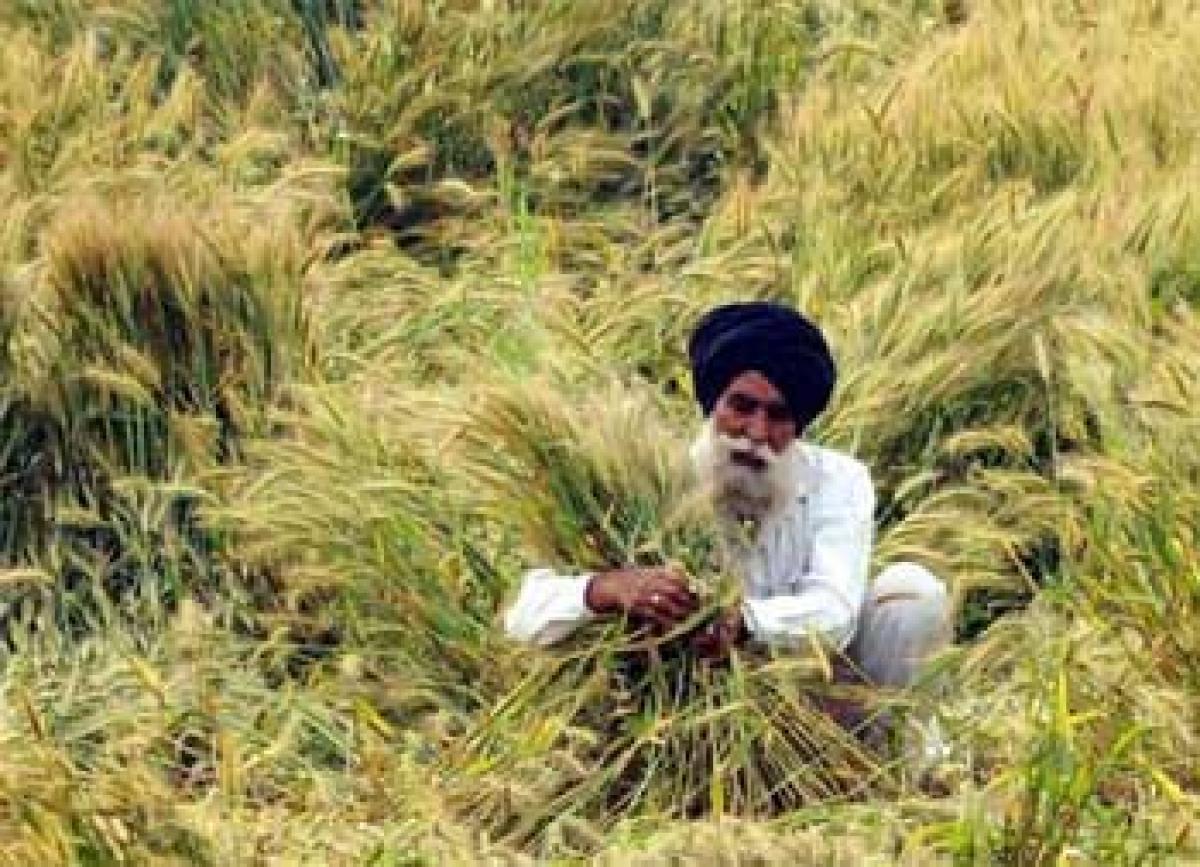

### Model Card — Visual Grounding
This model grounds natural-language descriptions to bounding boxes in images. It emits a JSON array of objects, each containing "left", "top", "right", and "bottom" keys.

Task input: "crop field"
[{"left": 0, "top": 1, "right": 1197, "bottom": 864}]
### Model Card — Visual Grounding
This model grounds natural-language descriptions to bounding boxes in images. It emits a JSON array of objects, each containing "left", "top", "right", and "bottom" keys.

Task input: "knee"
[
  {"left": 853, "top": 563, "right": 953, "bottom": 688},
  {"left": 872, "top": 562, "right": 947, "bottom": 606}
]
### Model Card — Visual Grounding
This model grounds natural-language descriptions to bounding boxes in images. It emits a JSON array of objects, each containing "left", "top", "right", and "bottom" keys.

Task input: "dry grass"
[{"left": 0, "top": 0, "right": 1196, "bottom": 863}]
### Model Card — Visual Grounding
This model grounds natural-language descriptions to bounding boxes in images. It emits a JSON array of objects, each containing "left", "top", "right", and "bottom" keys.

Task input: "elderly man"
[{"left": 503, "top": 301, "right": 950, "bottom": 691}]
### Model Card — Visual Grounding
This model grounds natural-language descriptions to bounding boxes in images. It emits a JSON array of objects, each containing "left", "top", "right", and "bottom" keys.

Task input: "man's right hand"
[{"left": 584, "top": 566, "right": 699, "bottom": 630}]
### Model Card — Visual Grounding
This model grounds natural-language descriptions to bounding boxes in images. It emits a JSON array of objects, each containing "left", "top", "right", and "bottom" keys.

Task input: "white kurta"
[{"left": 502, "top": 443, "right": 876, "bottom": 652}]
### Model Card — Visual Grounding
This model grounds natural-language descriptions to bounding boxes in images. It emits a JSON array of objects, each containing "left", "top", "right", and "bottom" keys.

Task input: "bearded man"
[{"left": 503, "top": 301, "right": 950, "bottom": 691}]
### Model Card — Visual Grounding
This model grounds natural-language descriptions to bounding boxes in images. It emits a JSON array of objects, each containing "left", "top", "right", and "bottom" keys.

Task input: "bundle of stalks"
[
  {"left": 0, "top": 192, "right": 314, "bottom": 632},
  {"left": 440, "top": 378, "right": 898, "bottom": 854},
  {"left": 41, "top": 195, "right": 309, "bottom": 450}
]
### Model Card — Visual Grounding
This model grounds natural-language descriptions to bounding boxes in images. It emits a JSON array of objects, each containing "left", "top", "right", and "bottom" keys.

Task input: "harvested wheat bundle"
[{"left": 439, "top": 378, "right": 898, "bottom": 852}]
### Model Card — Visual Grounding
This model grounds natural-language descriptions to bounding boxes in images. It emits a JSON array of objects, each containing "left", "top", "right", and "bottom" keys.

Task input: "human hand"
[
  {"left": 689, "top": 605, "right": 747, "bottom": 662},
  {"left": 584, "top": 566, "right": 699, "bottom": 630}
]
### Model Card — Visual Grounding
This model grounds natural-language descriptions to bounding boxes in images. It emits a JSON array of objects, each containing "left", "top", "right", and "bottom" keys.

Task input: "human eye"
[{"left": 727, "top": 393, "right": 756, "bottom": 414}]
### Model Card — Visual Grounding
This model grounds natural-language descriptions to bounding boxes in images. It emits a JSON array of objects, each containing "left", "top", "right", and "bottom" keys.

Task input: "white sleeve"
[
  {"left": 741, "top": 461, "right": 874, "bottom": 652},
  {"left": 502, "top": 568, "right": 598, "bottom": 647}
]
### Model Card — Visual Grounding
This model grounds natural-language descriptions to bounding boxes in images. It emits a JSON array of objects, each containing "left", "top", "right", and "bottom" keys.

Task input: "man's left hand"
[{"left": 690, "top": 606, "right": 747, "bottom": 662}]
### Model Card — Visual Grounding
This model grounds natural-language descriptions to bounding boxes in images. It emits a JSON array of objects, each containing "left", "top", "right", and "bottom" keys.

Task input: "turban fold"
[{"left": 687, "top": 301, "right": 836, "bottom": 426}]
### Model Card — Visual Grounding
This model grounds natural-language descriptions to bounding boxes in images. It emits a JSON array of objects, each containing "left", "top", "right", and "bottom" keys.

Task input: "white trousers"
[{"left": 846, "top": 562, "right": 951, "bottom": 688}]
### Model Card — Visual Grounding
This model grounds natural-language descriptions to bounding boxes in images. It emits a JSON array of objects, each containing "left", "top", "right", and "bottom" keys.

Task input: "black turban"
[{"left": 687, "top": 301, "right": 837, "bottom": 426}]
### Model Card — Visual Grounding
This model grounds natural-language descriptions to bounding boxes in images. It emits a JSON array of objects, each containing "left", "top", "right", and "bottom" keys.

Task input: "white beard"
[{"left": 688, "top": 419, "right": 808, "bottom": 545}]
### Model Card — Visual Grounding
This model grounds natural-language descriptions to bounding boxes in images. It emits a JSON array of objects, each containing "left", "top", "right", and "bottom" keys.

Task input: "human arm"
[
  {"left": 503, "top": 568, "right": 596, "bottom": 647},
  {"left": 503, "top": 566, "right": 698, "bottom": 647},
  {"left": 740, "top": 458, "right": 874, "bottom": 652}
]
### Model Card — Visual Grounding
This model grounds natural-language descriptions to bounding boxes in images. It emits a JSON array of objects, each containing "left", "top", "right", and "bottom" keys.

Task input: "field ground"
[{"left": 0, "top": 1, "right": 1197, "bottom": 864}]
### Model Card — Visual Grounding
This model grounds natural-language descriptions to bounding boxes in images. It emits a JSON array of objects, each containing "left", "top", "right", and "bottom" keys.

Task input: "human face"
[{"left": 710, "top": 371, "right": 798, "bottom": 462}]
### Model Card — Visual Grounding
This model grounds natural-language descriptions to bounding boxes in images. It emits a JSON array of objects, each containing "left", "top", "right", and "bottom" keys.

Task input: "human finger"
[
  {"left": 652, "top": 566, "right": 693, "bottom": 591},
  {"left": 644, "top": 593, "right": 693, "bottom": 625},
  {"left": 691, "top": 627, "right": 725, "bottom": 659},
  {"left": 634, "top": 588, "right": 693, "bottom": 626},
  {"left": 656, "top": 578, "right": 704, "bottom": 614},
  {"left": 645, "top": 575, "right": 697, "bottom": 609},
  {"left": 690, "top": 633, "right": 717, "bottom": 657}
]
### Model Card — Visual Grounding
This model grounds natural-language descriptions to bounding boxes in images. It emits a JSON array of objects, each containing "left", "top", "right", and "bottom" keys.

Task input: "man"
[{"left": 503, "top": 301, "right": 950, "bottom": 691}]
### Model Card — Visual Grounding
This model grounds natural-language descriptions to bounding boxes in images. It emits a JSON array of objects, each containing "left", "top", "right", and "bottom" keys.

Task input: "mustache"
[{"left": 712, "top": 433, "right": 776, "bottom": 469}]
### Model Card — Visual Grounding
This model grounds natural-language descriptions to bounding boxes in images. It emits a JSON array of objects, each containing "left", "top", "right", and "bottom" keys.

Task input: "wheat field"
[{"left": 0, "top": 1, "right": 1197, "bottom": 864}]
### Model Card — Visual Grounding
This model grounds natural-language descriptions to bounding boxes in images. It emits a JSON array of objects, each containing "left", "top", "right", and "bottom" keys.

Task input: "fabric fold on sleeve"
[
  {"left": 502, "top": 568, "right": 597, "bottom": 647},
  {"left": 741, "top": 583, "right": 858, "bottom": 652},
  {"left": 741, "top": 457, "right": 874, "bottom": 653}
]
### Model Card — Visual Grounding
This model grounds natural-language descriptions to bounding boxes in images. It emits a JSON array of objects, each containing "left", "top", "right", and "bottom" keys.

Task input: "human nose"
[{"left": 745, "top": 408, "right": 769, "bottom": 444}]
